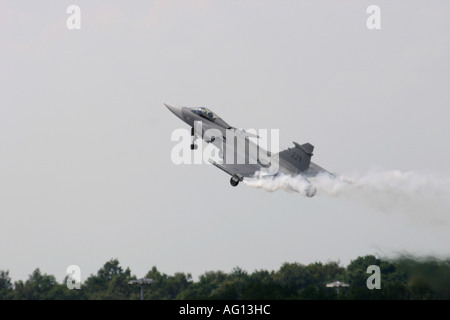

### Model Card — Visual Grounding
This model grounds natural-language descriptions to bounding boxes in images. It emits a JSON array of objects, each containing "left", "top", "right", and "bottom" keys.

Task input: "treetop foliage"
[{"left": 1, "top": 255, "right": 449, "bottom": 300}]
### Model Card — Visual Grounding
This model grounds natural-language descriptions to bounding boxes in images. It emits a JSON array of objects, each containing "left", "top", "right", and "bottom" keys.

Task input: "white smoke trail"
[
  {"left": 244, "top": 168, "right": 450, "bottom": 225},
  {"left": 243, "top": 173, "right": 316, "bottom": 197}
]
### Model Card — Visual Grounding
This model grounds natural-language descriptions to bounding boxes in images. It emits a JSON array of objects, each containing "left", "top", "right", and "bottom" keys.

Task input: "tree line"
[{"left": 1, "top": 255, "right": 449, "bottom": 300}]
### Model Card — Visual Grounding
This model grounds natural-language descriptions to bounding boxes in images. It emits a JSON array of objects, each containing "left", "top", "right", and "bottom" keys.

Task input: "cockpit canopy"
[
  {"left": 192, "top": 107, "right": 218, "bottom": 122},
  {"left": 191, "top": 107, "right": 231, "bottom": 128}
]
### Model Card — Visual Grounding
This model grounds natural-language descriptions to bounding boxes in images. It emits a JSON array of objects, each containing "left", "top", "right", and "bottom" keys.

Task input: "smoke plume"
[{"left": 244, "top": 168, "right": 450, "bottom": 225}]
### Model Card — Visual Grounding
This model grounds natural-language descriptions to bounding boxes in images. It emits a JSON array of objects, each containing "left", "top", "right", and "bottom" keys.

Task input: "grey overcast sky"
[{"left": 1, "top": 1, "right": 450, "bottom": 282}]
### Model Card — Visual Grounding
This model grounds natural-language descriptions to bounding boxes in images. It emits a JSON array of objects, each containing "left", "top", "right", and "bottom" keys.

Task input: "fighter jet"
[{"left": 165, "top": 103, "right": 333, "bottom": 197}]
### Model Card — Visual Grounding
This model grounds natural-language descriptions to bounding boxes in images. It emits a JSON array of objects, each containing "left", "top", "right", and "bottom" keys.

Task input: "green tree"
[
  {"left": 241, "top": 270, "right": 292, "bottom": 300},
  {"left": 141, "top": 266, "right": 192, "bottom": 300},
  {"left": 180, "top": 270, "right": 228, "bottom": 299},
  {"left": 345, "top": 255, "right": 406, "bottom": 299},
  {"left": 208, "top": 267, "right": 249, "bottom": 300},
  {"left": 3, "top": 254, "right": 449, "bottom": 300},
  {"left": 84, "top": 259, "right": 133, "bottom": 299},
  {"left": 395, "top": 256, "right": 450, "bottom": 299},
  {"left": 12, "top": 269, "right": 57, "bottom": 300},
  {"left": 0, "top": 270, "right": 13, "bottom": 300},
  {"left": 274, "top": 262, "right": 312, "bottom": 296},
  {"left": 306, "top": 262, "right": 345, "bottom": 284}
]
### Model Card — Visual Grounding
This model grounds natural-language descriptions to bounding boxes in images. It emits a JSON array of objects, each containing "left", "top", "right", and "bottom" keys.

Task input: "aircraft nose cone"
[{"left": 164, "top": 103, "right": 184, "bottom": 119}]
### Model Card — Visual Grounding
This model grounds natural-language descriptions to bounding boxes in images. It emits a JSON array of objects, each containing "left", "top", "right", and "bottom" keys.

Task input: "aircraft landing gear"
[
  {"left": 230, "top": 177, "right": 239, "bottom": 187},
  {"left": 305, "top": 185, "right": 317, "bottom": 197},
  {"left": 190, "top": 127, "right": 198, "bottom": 150}
]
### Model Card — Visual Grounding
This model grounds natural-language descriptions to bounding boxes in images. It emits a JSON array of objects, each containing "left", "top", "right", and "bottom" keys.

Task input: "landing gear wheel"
[
  {"left": 230, "top": 177, "right": 239, "bottom": 187},
  {"left": 190, "top": 127, "right": 198, "bottom": 150},
  {"left": 305, "top": 185, "right": 317, "bottom": 197}
]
